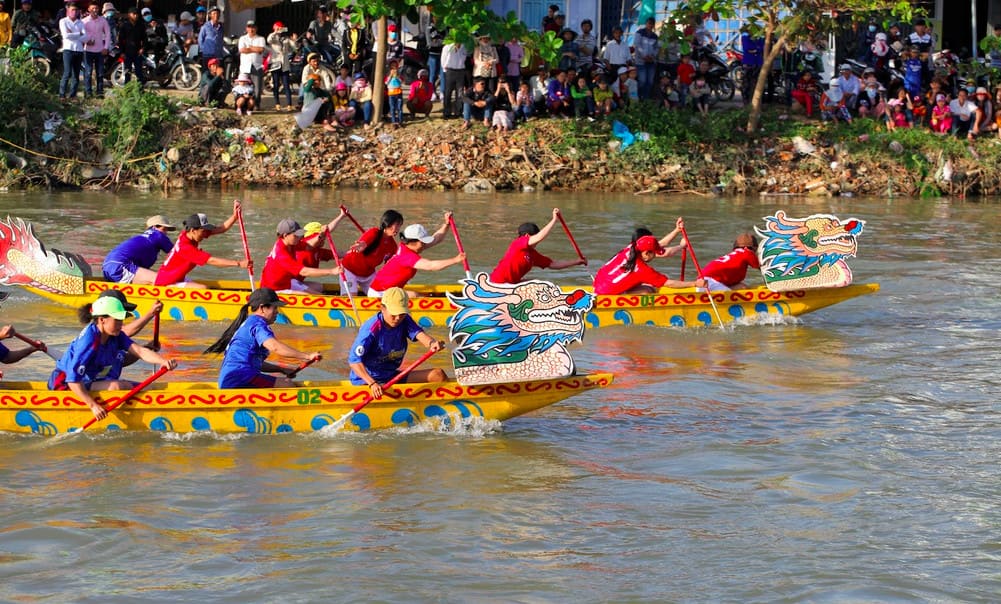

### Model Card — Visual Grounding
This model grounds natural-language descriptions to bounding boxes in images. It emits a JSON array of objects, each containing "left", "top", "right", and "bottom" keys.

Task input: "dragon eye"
[{"left": 845, "top": 220, "right": 858, "bottom": 231}]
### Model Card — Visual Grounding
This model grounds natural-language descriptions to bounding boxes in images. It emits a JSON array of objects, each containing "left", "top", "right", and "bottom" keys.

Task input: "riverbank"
[{"left": 2, "top": 84, "right": 1000, "bottom": 197}]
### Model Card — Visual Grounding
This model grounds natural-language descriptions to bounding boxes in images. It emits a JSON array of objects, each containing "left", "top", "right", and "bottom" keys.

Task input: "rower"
[
  {"left": 593, "top": 235, "right": 704, "bottom": 295},
  {"left": 259, "top": 218, "right": 342, "bottom": 294},
  {"left": 49, "top": 293, "right": 178, "bottom": 421},
  {"left": 296, "top": 208, "right": 350, "bottom": 273},
  {"left": 348, "top": 287, "right": 447, "bottom": 399},
  {"left": 489, "top": 207, "right": 586, "bottom": 285},
  {"left": 0, "top": 291, "right": 49, "bottom": 365},
  {"left": 205, "top": 287, "right": 321, "bottom": 389},
  {"left": 154, "top": 200, "right": 251, "bottom": 288},
  {"left": 340, "top": 209, "right": 404, "bottom": 295},
  {"left": 76, "top": 289, "right": 163, "bottom": 364},
  {"left": 367, "top": 212, "right": 465, "bottom": 298},
  {"left": 701, "top": 233, "right": 760, "bottom": 292},
  {"left": 102, "top": 215, "right": 177, "bottom": 285}
]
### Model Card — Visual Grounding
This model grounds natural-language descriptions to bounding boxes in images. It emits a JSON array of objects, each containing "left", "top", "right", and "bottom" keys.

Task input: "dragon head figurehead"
[
  {"left": 0, "top": 216, "right": 91, "bottom": 295},
  {"left": 446, "top": 273, "right": 594, "bottom": 385},
  {"left": 754, "top": 211, "right": 865, "bottom": 292}
]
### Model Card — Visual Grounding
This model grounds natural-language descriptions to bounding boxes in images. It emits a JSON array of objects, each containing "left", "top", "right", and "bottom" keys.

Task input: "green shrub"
[
  {"left": 0, "top": 47, "right": 59, "bottom": 140},
  {"left": 92, "top": 81, "right": 179, "bottom": 165}
]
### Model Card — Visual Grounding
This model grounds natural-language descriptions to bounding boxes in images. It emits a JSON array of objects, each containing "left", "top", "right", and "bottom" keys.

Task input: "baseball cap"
[
  {"left": 839, "top": 63, "right": 851, "bottom": 71},
  {"left": 195, "top": 5, "right": 206, "bottom": 12},
  {"left": 617, "top": 66, "right": 628, "bottom": 75},
  {"left": 206, "top": 58, "right": 220, "bottom": 67},
  {"left": 141, "top": 7, "right": 151, "bottom": 16},
  {"left": 936, "top": 93, "right": 946, "bottom": 101},
  {"left": 354, "top": 72, "right": 365, "bottom": 80},
  {"left": 401, "top": 224, "right": 435, "bottom": 244},
  {"left": 303, "top": 221, "right": 324, "bottom": 237},
  {"left": 247, "top": 287, "right": 286, "bottom": 309},
  {"left": 184, "top": 213, "right": 216, "bottom": 230},
  {"left": 91, "top": 295, "right": 129, "bottom": 320},
  {"left": 276, "top": 218, "right": 305, "bottom": 237},
  {"left": 381, "top": 287, "right": 410, "bottom": 315},
  {"left": 146, "top": 215, "right": 176, "bottom": 230},
  {"left": 179, "top": 11, "right": 193, "bottom": 21},
  {"left": 635, "top": 235, "right": 664, "bottom": 253},
  {"left": 97, "top": 288, "right": 138, "bottom": 312},
  {"left": 246, "top": 20, "right": 256, "bottom": 27}
]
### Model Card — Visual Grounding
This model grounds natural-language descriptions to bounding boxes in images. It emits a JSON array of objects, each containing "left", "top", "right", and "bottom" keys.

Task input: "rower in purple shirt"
[{"left": 102, "top": 215, "right": 177, "bottom": 284}]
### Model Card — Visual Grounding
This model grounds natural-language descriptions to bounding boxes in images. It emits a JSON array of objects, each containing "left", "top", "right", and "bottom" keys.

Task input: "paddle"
[
  {"left": 680, "top": 247, "right": 688, "bottom": 281},
  {"left": 339, "top": 204, "right": 365, "bottom": 234},
  {"left": 286, "top": 354, "right": 321, "bottom": 379},
  {"left": 76, "top": 366, "right": 171, "bottom": 433},
  {"left": 447, "top": 214, "right": 472, "bottom": 280},
  {"left": 150, "top": 311, "right": 161, "bottom": 350},
  {"left": 14, "top": 332, "right": 59, "bottom": 361},
  {"left": 556, "top": 210, "right": 587, "bottom": 266},
  {"left": 325, "top": 230, "right": 361, "bottom": 324},
  {"left": 236, "top": 205, "right": 256, "bottom": 291},
  {"left": 328, "top": 347, "right": 439, "bottom": 432},
  {"left": 679, "top": 226, "right": 724, "bottom": 328}
]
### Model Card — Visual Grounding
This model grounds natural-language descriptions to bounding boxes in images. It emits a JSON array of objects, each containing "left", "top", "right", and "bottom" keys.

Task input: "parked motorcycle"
[
  {"left": 111, "top": 32, "right": 201, "bottom": 90},
  {"left": 692, "top": 43, "right": 735, "bottom": 103},
  {"left": 20, "top": 25, "right": 60, "bottom": 76}
]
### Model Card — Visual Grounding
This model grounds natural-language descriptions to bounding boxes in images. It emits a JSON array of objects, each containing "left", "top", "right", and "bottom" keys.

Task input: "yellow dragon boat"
[{"left": 0, "top": 374, "right": 613, "bottom": 436}]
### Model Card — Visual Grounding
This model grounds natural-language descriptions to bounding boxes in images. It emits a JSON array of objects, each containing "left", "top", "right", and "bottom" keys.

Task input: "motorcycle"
[
  {"left": 692, "top": 42, "right": 735, "bottom": 103},
  {"left": 397, "top": 45, "right": 428, "bottom": 85},
  {"left": 220, "top": 35, "right": 239, "bottom": 81},
  {"left": 20, "top": 25, "right": 60, "bottom": 76},
  {"left": 111, "top": 32, "right": 202, "bottom": 90}
]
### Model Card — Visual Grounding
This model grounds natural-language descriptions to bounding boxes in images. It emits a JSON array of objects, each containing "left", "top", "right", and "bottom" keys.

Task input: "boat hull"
[
  {"left": 21, "top": 279, "right": 879, "bottom": 329},
  {"left": 0, "top": 374, "right": 613, "bottom": 435}
]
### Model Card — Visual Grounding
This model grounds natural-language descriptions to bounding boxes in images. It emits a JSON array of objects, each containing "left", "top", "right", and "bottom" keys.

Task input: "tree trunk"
[
  {"left": 746, "top": 31, "right": 788, "bottom": 134},
  {"left": 371, "top": 16, "right": 388, "bottom": 125}
]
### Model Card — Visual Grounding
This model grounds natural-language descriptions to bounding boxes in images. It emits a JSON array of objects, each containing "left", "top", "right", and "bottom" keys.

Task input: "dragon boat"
[
  {"left": 2, "top": 273, "right": 611, "bottom": 436},
  {"left": 0, "top": 211, "right": 878, "bottom": 329}
]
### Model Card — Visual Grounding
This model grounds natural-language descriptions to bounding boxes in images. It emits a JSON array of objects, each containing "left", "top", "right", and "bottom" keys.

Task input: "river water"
[{"left": 0, "top": 190, "right": 998, "bottom": 602}]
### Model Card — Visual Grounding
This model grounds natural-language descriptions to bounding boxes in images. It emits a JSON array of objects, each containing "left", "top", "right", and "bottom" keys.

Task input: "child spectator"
[
  {"left": 331, "top": 81, "right": 355, "bottom": 127},
  {"left": 350, "top": 72, "right": 373, "bottom": 126},
  {"left": 903, "top": 46, "right": 924, "bottom": 99},
  {"left": 407, "top": 68, "right": 434, "bottom": 118},
  {"left": 929, "top": 93, "right": 952, "bottom": 133},
  {"left": 690, "top": 75, "right": 711, "bottom": 116},
  {"left": 546, "top": 69, "right": 572, "bottom": 117},
  {"left": 570, "top": 75, "right": 595, "bottom": 118},
  {"left": 592, "top": 77, "right": 615, "bottom": 116},
  {"left": 885, "top": 99, "right": 910, "bottom": 130},
  {"left": 334, "top": 64, "right": 354, "bottom": 89},
  {"left": 515, "top": 81, "right": 534, "bottom": 122},
  {"left": 910, "top": 93, "right": 927, "bottom": 127},
  {"left": 820, "top": 81, "right": 851, "bottom": 123},
  {"left": 857, "top": 81, "right": 885, "bottom": 119},
  {"left": 790, "top": 70, "right": 818, "bottom": 117},
  {"left": 652, "top": 74, "right": 679, "bottom": 109},
  {"left": 233, "top": 73, "right": 255, "bottom": 116},
  {"left": 385, "top": 61, "right": 404, "bottom": 128},
  {"left": 677, "top": 53, "right": 695, "bottom": 107},
  {"left": 492, "top": 77, "right": 516, "bottom": 131}
]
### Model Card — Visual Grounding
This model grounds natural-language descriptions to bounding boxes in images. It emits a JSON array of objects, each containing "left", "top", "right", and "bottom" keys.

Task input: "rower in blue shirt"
[
  {"left": 102, "top": 215, "right": 177, "bottom": 284},
  {"left": 348, "top": 286, "right": 447, "bottom": 399}
]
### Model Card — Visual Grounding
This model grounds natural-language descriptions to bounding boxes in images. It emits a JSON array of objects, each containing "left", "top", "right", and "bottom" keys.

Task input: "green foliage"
[
  {"left": 0, "top": 47, "right": 59, "bottom": 139},
  {"left": 92, "top": 82, "right": 178, "bottom": 164},
  {"left": 980, "top": 33, "right": 1001, "bottom": 54}
]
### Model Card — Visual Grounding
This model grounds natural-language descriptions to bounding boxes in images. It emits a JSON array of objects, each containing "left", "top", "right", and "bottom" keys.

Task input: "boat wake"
[{"left": 732, "top": 313, "right": 802, "bottom": 328}]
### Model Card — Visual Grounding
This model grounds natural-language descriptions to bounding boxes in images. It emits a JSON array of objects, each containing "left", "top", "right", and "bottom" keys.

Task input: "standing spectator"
[
  {"left": 306, "top": 6, "right": 335, "bottom": 64},
  {"left": 441, "top": 39, "right": 467, "bottom": 119},
  {"left": 740, "top": 28, "right": 764, "bottom": 104},
  {"left": 908, "top": 18, "right": 933, "bottom": 83},
  {"left": 59, "top": 3, "right": 86, "bottom": 101},
  {"left": 576, "top": 19, "right": 597, "bottom": 77},
  {"left": 984, "top": 24, "right": 1001, "bottom": 70},
  {"left": 462, "top": 77, "right": 494, "bottom": 128},
  {"left": 192, "top": 6, "right": 206, "bottom": 36},
  {"left": 406, "top": 68, "right": 434, "bottom": 118},
  {"left": 676, "top": 52, "right": 694, "bottom": 107},
  {"left": 81, "top": 1, "right": 110, "bottom": 98},
  {"left": 385, "top": 26, "right": 403, "bottom": 66},
  {"left": 949, "top": 87, "right": 977, "bottom": 138},
  {"left": 492, "top": 76, "right": 515, "bottom": 131},
  {"left": 238, "top": 20, "right": 265, "bottom": 108},
  {"left": 601, "top": 26, "right": 630, "bottom": 83},
  {"left": 141, "top": 8, "right": 166, "bottom": 60},
  {"left": 514, "top": 80, "right": 533, "bottom": 122},
  {"left": 903, "top": 45, "right": 924, "bottom": 100},
  {"left": 350, "top": 72, "right": 373, "bottom": 126},
  {"left": 633, "top": 17, "right": 659, "bottom": 99},
  {"left": 385, "top": 60, "right": 404, "bottom": 128},
  {"left": 546, "top": 68, "right": 572, "bottom": 116},
  {"left": 558, "top": 27, "right": 578, "bottom": 72},
  {"left": 425, "top": 14, "right": 445, "bottom": 99},
  {"left": 267, "top": 21, "right": 294, "bottom": 111},
  {"left": 102, "top": 3, "right": 117, "bottom": 41},
  {"left": 541, "top": 4, "right": 559, "bottom": 34},
  {"left": 0, "top": 1, "right": 11, "bottom": 48},
  {"left": 197, "top": 6, "right": 222, "bottom": 70},
  {"left": 340, "top": 19, "right": 368, "bottom": 77},
  {"left": 11, "top": 0, "right": 37, "bottom": 48},
  {"left": 172, "top": 11, "right": 195, "bottom": 46},
  {"left": 118, "top": 6, "right": 146, "bottom": 84},
  {"left": 504, "top": 36, "right": 524, "bottom": 91},
  {"left": 473, "top": 32, "right": 498, "bottom": 92}
]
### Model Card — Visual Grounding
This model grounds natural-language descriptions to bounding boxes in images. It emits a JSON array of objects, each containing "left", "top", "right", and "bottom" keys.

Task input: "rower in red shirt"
[
  {"left": 341, "top": 209, "right": 404, "bottom": 295},
  {"left": 154, "top": 201, "right": 250, "bottom": 288},
  {"left": 701, "top": 233, "right": 760, "bottom": 291},
  {"left": 292, "top": 210, "right": 350, "bottom": 270},
  {"left": 489, "top": 207, "right": 587, "bottom": 284},
  {"left": 368, "top": 212, "right": 465, "bottom": 297},
  {"left": 260, "top": 218, "right": 342, "bottom": 293},
  {"left": 594, "top": 235, "right": 703, "bottom": 295}
]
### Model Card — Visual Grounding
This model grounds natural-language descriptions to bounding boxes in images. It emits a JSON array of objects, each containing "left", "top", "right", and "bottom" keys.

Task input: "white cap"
[
  {"left": 402, "top": 224, "right": 435, "bottom": 244},
  {"left": 179, "top": 11, "right": 193, "bottom": 21}
]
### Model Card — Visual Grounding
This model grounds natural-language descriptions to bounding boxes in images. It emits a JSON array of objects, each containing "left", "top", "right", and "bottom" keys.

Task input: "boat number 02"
[{"left": 297, "top": 389, "right": 322, "bottom": 405}]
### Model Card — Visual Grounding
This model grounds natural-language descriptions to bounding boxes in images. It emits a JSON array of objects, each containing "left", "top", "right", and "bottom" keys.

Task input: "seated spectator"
[
  {"left": 529, "top": 65, "right": 550, "bottom": 114},
  {"left": 820, "top": 81, "right": 851, "bottom": 123},
  {"left": 885, "top": 98, "right": 911, "bottom": 130},
  {"left": 349, "top": 72, "right": 373, "bottom": 126},
  {"left": 406, "top": 68, "right": 434, "bottom": 118},
  {"left": 492, "top": 76, "right": 516, "bottom": 131},
  {"left": 333, "top": 64, "right": 353, "bottom": 89},
  {"left": 949, "top": 88, "right": 977, "bottom": 138},
  {"left": 857, "top": 80, "right": 886, "bottom": 119},
  {"left": 592, "top": 76, "right": 615, "bottom": 116},
  {"left": 514, "top": 81, "right": 534, "bottom": 122},
  {"left": 547, "top": 69, "right": 572, "bottom": 117},
  {"left": 969, "top": 86, "right": 996, "bottom": 139},
  {"left": 835, "top": 63, "right": 862, "bottom": 109},
  {"left": 929, "top": 93, "right": 952, "bottom": 134},
  {"left": 570, "top": 75, "right": 595, "bottom": 118},
  {"left": 462, "top": 77, "right": 494, "bottom": 129},
  {"left": 995, "top": 85, "right": 1001, "bottom": 137},
  {"left": 910, "top": 93, "right": 927, "bottom": 127},
  {"left": 690, "top": 75, "right": 712, "bottom": 116},
  {"left": 198, "top": 58, "right": 231, "bottom": 107},
  {"left": 652, "top": 73, "right": 680, "bottom": 109},
  {"left": 331, "top": 81, "right": 356, "bottom": 127},
  {"left": 790, "top": 70, "right": 819, "bottom": 117},
  {"left": 613, "top": 66, "right": 633, "bottom": 108},
  {"left": 232, "top": 73, "right": 255, "bottom": 116},
  {"left": 302, "top": 72, "right": 337, "bottom": 132}
]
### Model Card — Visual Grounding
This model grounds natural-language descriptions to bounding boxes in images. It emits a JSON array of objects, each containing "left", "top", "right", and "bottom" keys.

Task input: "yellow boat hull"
[
  {"left": 0, "top": 374, "right": 613, "bottom": 435},
  {"left": 21, "top": 279, "right": 879, "bottom": 329}
]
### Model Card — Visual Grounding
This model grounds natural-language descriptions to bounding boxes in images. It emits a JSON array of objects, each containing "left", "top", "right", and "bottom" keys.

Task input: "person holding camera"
[{"left": 267, "top": 20, "right": 295, "bottom": 111}]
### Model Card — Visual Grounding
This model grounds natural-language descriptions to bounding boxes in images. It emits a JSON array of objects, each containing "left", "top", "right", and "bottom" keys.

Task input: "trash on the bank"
[
  {"left": 611, "top": 120, "right": 635, "bottom": 151},
  {"left": 377, "top": 133, "right": 393, "bottom": 145},
  {"left": 221, "top": 151, "right": 231, "bottom": 163},
  {"left": 349, "top": 134, "right": 365, "bottom": 142},
  {"left": 792, "top": 136, "right": 816, "bottom": 155},
  {"left": 296, "top": 99, "right": 324, "bottom": 130},
  {"left": 252, "top": 141, "right": 268, "bottom": 155},
  {"left": 636, "top": 132, "right": 650, "bottom": 142}
]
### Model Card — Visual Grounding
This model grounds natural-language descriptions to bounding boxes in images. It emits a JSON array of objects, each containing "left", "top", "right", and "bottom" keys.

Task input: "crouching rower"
[{"left": 205, "top": 287, "right": 322, "bottom": 389}]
